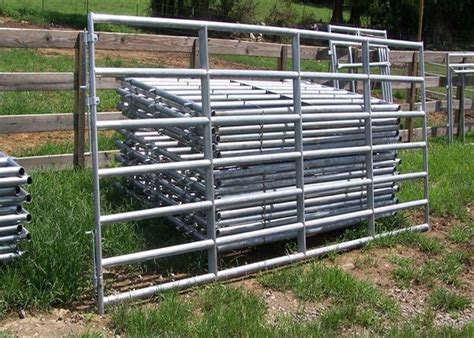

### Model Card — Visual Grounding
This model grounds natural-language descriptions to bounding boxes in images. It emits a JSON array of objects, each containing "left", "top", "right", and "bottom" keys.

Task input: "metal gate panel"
[{"left": 86, "top": 13, "right": 429, "bottom": 314}]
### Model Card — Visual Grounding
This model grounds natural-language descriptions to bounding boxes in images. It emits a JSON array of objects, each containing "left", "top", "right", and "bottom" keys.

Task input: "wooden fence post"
[
  {"left": 406, "top": 51, "right": 418, "bottom": 142},
  {"left": 73, "top": 32, "right": 86, "bottom": 169},
  {"left": 278, "top": 45, "right": 288, "bottom": 71},
  {"left": 190, "top": 39, "right": 199, "bottom": 69}
]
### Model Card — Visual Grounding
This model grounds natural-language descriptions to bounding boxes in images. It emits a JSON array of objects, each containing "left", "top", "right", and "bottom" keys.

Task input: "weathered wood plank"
[
  {"left": 16, "top": 151, "right": 118, "bottom": 171},
  {"left": 0, "top": 112, "right": 123, "bottom": 134},
  {"left": 0, "top": 27, "right": 472, "bottom": 64},
  {"left": 400, "top": 98, "right": 474, "bottom": 112},
  {"left": 0, "top": 72, "right": 119, "bottom": 91},
  {"left": 0, "top": 28, "right": 78, "bottom": 48},
  {"left": 0, "top": 73, "right": 74, "bottom": 91},
  {"left": 399, "top": 124, "right": 474, "bottom": 142}
]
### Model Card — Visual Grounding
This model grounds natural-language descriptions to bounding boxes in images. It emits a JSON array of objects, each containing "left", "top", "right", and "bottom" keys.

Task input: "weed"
[
  {"left": 260, "top": 263, "right": 398, "bottom": 330},
  {"left": 390, "top": 256, "right": 435, "bottom": 288},
  {"left": 448, "top": 223, "right": 474, "bottom": 244},
  {"left": 430, "top": 288, "right": 470, "bottom": 312},
  {"left": 388, "top": 316, "right": 474, "bottom": 337},
  {"left": 354, "top": 254, "right": 378, "bottom": 269},
  {"left": 390, "top": 249, "right": 471, "bottom": 288},
  {"left": 437, "top": 250, "right": 471, "bottom": 286}
]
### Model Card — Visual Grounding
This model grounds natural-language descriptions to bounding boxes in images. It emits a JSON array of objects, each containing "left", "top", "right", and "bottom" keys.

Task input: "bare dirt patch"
[
  {"left": 235, "top": 278, "right": 326, "bottom": 324},
  {"left": 0, "top": 309, "right": 111, "bottom": 337},
  {"left": 0, "top": 131, "right": 73, "bottom": 154}
]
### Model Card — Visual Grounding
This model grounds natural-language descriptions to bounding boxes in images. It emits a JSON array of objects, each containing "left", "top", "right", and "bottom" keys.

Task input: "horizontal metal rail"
[{"left": 103, "top": 223, "right": 428, "bottom": 305}]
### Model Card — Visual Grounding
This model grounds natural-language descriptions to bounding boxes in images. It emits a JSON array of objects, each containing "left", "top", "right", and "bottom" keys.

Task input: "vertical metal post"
[
  {"left": 292, "top": 33, "right": 306, "bottom": 254},
  {"left": 348, "top": 46, "right": 355, "bottom": 93},
  {"left": 199, "top": 27, "right": 218, "bottom": 276},
  {"left": 328, "top": 25, "right": 339, "bottom": 89},
  {"left": 455, "top": 57, "right": 466, "bottom": 140},
  {"left": 407, "top": 52, "right": 418, "bottom": 142},
  {"left": 74, "top": 31, "right": 87, "bottom": 169},
  {"left": 447, "top": 53, "right": 453, "bottom": 143},
  {"left": 459, "top": 73, "right": 465, "bottom": 142},
  {"left": 418, "top": 46, "right": 430, "bottom": 227},
  {"left": 86, "top": 13, "right": 104, "bottom": 315},
  {"left": 362, "top": 41, "right": 375, "bottom": 236}
]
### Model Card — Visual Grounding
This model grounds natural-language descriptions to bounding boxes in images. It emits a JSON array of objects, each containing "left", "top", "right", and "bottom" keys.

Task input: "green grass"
[
  {"left": 10, "top": 132, "right": 119, "bottom": 157},
  {"left": 398, "top": 133, "right": 474, "bottom": 218},
  {"left": 390, "top": 250, "right": 471, "bottom": 288},
  {"left": 0, "top": 0, "right": 342, "bottom": 30},
  {"left": 0, "top": 90, "right": 120, "bottom": 116},
  {"left": 0, "top": 169, "right": 148, "bottom": 315},
  {"left": 448, "top": 223, "right": 474, "bottom": 244},
  {"left": 112, "top": 287, "right": 474, "bottom": 337},
  {"left": 388, "top": 318, "right": 474, "bottom": 337},
  {"left": 430, "top": 287, "right": 471, "bottom": 312},
  {"left": 112, "top": 285, "right": 332, "bottom": 337},
  {"left": 0, "top": 0, "right": 150, "bottom": 31},
  {"left": 214, "top": 54, "right": 330, "bottom": 72},
  {"left": 0, "top": 48, "right": 166, "bottom": 116},
  {"left": 259, "top": 263, "right": 399, "bottom": 331},
  {"left": 390, "top": 256, "right": 436, "bottom": 288}
]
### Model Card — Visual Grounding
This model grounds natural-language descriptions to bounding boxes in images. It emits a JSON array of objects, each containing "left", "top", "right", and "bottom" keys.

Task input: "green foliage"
[
  {"left": 357, "top": 0, "right": 474, "bottom": 47},
  {"left": 216, "top": 0, "right": 259, "bottom": 24},
  {"left": 265, "top": 0, "right": 298, "bottom": 27},
  {"left": 430, "top": 288, "right": 470, "bottom": 312}
]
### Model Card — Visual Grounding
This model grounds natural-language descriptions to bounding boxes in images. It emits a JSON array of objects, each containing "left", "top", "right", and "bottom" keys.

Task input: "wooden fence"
[{"left": 0, "top": 27, "right": 473, "bottom": 170}]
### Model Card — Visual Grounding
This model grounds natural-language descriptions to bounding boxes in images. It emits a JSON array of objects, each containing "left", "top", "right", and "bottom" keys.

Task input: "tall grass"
[
  {"left": 398, "top": 133, "right": 474, "bottom": 218},
  {"left": 0, "top": 170, "right": 145, "bottom": 315}
]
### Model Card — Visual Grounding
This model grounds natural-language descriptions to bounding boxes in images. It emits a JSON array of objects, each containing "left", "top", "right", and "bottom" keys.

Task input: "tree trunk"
[
  {"left": 330, "top": 0, "right": 344, "bottom": 24},
  {"left": 349, "top": 2, "right": 361, "bottom": 26},
  {"left": 150, "top": 0, "right": 162, "bottom": 17}
]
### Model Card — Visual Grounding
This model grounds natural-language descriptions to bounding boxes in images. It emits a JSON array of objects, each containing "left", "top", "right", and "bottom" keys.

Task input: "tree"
[{"left": 330, "top": 0, "right": 344, "bottom": 24}]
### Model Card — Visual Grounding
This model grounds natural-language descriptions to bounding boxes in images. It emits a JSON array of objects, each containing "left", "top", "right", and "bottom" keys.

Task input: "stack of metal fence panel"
[
  {"left": 328, "top": 25, "right": 393, "bottom": 103},
  {"left": 116, "top": 77, "right": 401, "bottom": 250},
  {"left": 0, "top": 153, "right": 32, "bottom": 261}
]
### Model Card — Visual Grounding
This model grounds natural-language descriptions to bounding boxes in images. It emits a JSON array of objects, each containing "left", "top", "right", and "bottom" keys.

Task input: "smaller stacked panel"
[
  {"left": 0, "top": 153, "right": 32, "bottom": 261},
  {"left": 115, "top": 78, "right": 402, "bottom": 250}
]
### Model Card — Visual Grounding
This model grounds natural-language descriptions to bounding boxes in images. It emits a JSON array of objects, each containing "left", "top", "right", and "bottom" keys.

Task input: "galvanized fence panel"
[{"left": 86, "top": 13, "right": 429, "bottom": 314}]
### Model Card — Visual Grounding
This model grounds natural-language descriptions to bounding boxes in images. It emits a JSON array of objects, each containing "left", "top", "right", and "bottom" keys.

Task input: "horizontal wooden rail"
[
  {"left": 399, "top": 124, "right": 474, "bottom": 142},
  {"left": 0, "top": 112, "right": 124, "bottom": 134},
  {"left": 2, "top": 72, "right": 472, "bottom": 92},
  {"left": 1, "top": 97, "right": 472, "bottom": 135},
  {"left": 16, "top": 151, "right": 118, "bottom": 171},
  {"left": 0, "top": 27, "right": 473, "bottom": 63},
  {"left": 0, "top": 73, "right": 119, "bottom": 91}
]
